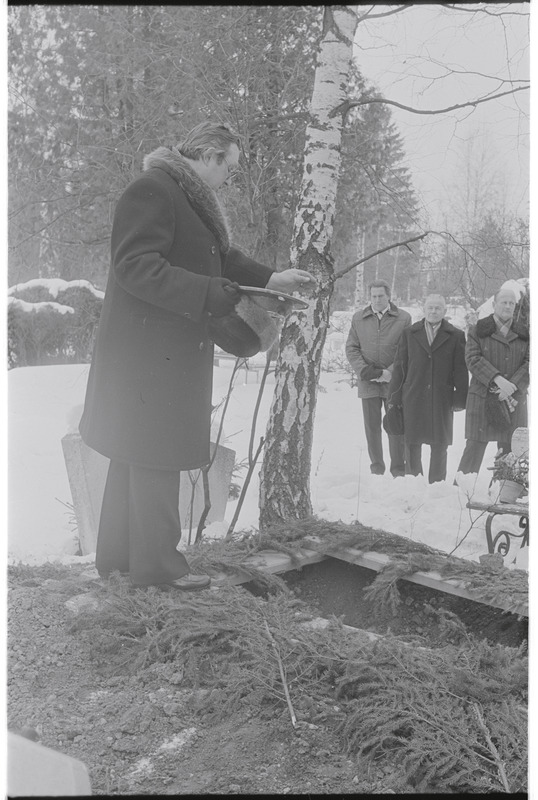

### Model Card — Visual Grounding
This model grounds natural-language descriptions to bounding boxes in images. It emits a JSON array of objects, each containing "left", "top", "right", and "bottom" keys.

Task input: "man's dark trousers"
[
  {"left": 96, "top": 459, "right": 190, "bottom": 586},
  {"left": 361, "top": 396, "right": 405, "bottom": 476},
  {"left": 457, "top": 439, "right": 511, "bottom": 475},
  {"left": 405, "top": 442, "right": 448, "bottom": 483}
]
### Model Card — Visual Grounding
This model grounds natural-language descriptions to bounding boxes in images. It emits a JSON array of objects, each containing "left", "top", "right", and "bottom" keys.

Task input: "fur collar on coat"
[
  {"left": 476, "top": 314, "right": 529, "bottom": 341},
  {"left": 143, "top": 147, "right": 231, "bottom": 254}
]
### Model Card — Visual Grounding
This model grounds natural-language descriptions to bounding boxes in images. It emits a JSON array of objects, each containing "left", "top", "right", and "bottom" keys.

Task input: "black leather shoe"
[{"left": 166, "top": 574, "right": 211, "bottom": 591}]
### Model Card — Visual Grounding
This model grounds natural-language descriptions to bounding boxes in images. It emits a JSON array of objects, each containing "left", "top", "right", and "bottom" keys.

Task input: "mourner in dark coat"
[
  {"left": 345, "top": 281, "right": 411, "bottom": 477},
  {"left": 79, "top": 122, "right": 314, "bottom": 589},
  {"left": 456, "top": 288, "right": 529, "bottom": 476},
  {"left": 387, "top": 295, "right": 468, "bottom": 483}
]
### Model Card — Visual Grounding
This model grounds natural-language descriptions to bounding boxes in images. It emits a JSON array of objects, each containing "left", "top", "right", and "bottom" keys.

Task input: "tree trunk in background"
[
  {"left": 259, "top": 5, "right": 358, "bottom": 530},
  {"left": 263, "top": 6, "right": 286, "bottom": 269},
  {"left": 391, "top": 236, "right": 400, "bottom": 298},
  {"left": 374, "top": 227, "right": 381, "bottom": 280},
  {"left": 354, "top": 229, "right": 365, "bottom": 308}
]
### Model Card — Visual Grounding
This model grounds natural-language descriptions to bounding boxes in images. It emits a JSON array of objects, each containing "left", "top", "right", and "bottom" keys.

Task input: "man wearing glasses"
[{"left": 79, "top": 121, "right": 314, "bottom": 591}]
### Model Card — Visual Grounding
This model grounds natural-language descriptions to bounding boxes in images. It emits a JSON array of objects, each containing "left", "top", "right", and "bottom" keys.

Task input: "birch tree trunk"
[{"left": 259, "top": 5, "right": 359, "bottom": 530}]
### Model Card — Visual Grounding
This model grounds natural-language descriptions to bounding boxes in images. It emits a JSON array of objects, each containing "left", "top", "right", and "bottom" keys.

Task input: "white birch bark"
[{"left": 259, "top": 6, "right": 359, "bottom": 529}]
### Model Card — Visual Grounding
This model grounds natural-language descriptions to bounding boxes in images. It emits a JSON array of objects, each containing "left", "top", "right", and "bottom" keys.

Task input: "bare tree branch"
[
  {"left": 333, "top": 231, "right": 430, "bottom": 281},
  {"left": 357, "top": 5, "right": 411, "bottom": 23},
  {"left": 332, "top": 227, "right": 496, "bottom": 284},
  {"left": 439, "top": 3, "right": 529, "bottom": 17},
  {"left": 330, "top": 85, "right": 529, "bottom": 118},
  {"left": 432, "top": 230, "right": 491, "bottom": 278}
]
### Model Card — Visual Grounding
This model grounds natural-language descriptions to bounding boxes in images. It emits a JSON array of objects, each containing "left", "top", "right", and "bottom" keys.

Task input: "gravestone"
[{"left": 61, "top": 433, "right": 235, "bottom": 555}]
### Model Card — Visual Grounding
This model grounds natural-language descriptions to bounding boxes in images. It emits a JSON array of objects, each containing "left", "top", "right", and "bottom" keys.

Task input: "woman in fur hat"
[
  {"left": 79, "top": 122, "right": 314, "bottom": 589},
  {"left": 456, "top": 288, "right": 529, "bottom": 476}
]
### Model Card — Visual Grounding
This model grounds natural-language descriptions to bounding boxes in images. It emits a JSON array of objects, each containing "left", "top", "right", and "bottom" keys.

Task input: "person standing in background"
[
  {"left": 456, "top": 288, "right": 529, "bottom": 476},
  {"left": 345, "top": 281, "right": 411, "bottom": 477},
  {"left": 387, "top": 295, "right": 468, "bottom": 483}
]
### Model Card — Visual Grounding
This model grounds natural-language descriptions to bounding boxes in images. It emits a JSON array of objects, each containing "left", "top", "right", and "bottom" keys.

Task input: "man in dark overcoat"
[
  {"left": 387, "top": 295, "right": 468, "bottom": 483},
  {"left": 79, "top": 122, "right": 314, "bottom": 589},
  {"left": 345, "top": 281, "right": 411, "bottom": 477},
  {"left": 456, "top": 288, "right": 529, "bottom": 475}
]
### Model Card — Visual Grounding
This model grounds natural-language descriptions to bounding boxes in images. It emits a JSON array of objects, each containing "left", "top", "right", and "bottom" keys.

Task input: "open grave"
[{"left": 61, "top": 433, "right": 528, "bottom": 650}]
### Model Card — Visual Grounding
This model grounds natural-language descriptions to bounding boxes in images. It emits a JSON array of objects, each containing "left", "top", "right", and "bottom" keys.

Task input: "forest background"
[
  {"left": 6, "top": 4, "right": 530, "bottom": 527},
  {"left": 8, "top": 4, "right": 530, "bottom": 308}
]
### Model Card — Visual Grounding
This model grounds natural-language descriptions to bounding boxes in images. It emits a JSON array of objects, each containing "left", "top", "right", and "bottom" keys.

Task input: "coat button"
[{"left": 211, "top": 245, "right": 216, "bottom": 254}]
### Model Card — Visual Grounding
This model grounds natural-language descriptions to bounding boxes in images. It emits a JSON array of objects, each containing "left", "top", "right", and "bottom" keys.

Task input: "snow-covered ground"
[{"left": 8, "top": 362, "right": 529, "bottom": 572}]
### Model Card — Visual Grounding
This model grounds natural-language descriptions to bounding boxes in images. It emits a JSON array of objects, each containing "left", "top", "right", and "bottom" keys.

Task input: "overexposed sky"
[{"left": 353, "top": 3, "right": 530, "bottom": 227}]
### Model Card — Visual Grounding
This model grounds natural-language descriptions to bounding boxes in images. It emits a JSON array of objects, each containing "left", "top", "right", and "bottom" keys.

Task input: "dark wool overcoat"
[
  {"left": 79, "top": 147, "right": 273, "bottom": 470},
  {"left": 464, "top": 315, "right": 529, "bottom": 442},
  {"left": 387, "top": 319, "right": 468, "bottom": 445}
]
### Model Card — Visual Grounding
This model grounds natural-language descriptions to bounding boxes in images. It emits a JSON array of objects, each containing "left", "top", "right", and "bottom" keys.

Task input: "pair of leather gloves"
[{"left": 205, "top": 278, "right": 241, "bottom": 317}]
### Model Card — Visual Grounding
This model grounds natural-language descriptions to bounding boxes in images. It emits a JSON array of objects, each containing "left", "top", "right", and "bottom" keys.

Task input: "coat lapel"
[
  {"left": 490, "top": 330, "right": 512, "bottom": 346},
  {"left": 430, "top": 324, "right": 451, "bottom": 352},
  {"left": 413, "top": 318, "right": 452, "bottom": 352},
  {"left": 412, "top": 321, "right": 431, "bottom": 354}
]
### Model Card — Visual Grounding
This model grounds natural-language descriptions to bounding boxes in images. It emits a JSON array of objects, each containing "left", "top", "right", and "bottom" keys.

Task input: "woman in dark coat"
[
  {"left": 79, "top": 122, "right": 313, "bottom": 588},
  {"left": 456, "top": 288, "right": 529, "bottom": 475},
  {"left": 387, "top": 295, "right": 468, "bottom": 483}
]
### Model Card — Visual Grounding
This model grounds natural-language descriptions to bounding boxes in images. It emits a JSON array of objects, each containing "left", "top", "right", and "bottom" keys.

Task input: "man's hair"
[
  {"left": 176, "top": 121, "right": 241, "bottom": 161},
  {"left": 368, "top": 280, "right": 391, "bottom": 298}
]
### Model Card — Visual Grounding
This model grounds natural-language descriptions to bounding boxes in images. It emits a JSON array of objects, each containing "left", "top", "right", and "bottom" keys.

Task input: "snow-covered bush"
[{"left": 8, "top": 279, "right": 104, "bottom": 368}]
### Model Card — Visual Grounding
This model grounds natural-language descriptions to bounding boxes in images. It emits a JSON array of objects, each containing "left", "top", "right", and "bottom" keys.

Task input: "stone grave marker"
[{"left": 61, "top": 433, "right": 235, "bottom": 555}]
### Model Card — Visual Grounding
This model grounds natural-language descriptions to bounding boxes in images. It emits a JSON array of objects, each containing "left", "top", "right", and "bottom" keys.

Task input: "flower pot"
[{"left": 498, "top": 479, "right": 524, "bottom": 504}]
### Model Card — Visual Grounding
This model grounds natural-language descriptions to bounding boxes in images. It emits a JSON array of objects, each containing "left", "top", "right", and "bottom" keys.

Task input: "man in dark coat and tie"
[
  {"left": 387, "top": 294, "right": 468, "bottom": 483},
  {"left": 456, "top": 287, "right": 529, "bottom": 476},
  {"left": 79, "top": 122, "right": 314, "bottom": 589}
]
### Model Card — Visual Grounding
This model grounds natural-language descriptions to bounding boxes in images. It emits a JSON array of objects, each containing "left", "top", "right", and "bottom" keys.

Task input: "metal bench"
[
  {"left": 465, "top": 499, "right": 529, "bottom": 557},
  {"left": 465, "top": 427, "right": 529, "bottom": 558}
]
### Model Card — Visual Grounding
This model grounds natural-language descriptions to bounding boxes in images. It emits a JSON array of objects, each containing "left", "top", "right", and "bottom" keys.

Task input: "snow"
[
  {"left": 8, "top": 362, "right": 529, "bottom": 572},
  {"left": 477, "top": 278, "right": 528, "bottom": 319},
  {"left": 8, "top": 278, "right": 105, "bottom": 300},
  {"left": 8, "top": 297, "right": 75, "bottom": 315}
]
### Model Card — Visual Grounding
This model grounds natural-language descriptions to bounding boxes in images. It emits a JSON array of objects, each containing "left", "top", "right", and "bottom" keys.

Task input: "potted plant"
[{"left": 490, "top": 451, "right": 529, "bottom": 503}]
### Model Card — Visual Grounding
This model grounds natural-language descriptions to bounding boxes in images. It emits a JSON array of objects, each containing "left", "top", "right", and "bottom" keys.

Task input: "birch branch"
[
  {"left": 263, "top": 619, "right": 297, "bottom": 729},
  {"left": 330, "top": 85, "right": 529, "bottom": 118},
  {"left": 356, "top": 5, "right": 410, "bottom": 23},
  {"left": 333, "top": 231, "right": 430, "bottom": 281}
]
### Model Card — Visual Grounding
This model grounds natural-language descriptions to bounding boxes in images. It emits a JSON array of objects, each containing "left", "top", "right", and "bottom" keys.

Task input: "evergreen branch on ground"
[
  {"left": 182, "top": 517, "right": 527, "bottom": 615},
  {"left": 66, "top": 575, "right": 527, "bottom": 794},
  {"left": 335, "top": 637, "right": 527, "bottom": 793}
]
